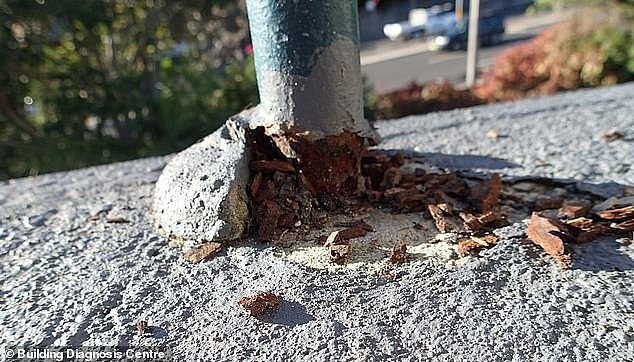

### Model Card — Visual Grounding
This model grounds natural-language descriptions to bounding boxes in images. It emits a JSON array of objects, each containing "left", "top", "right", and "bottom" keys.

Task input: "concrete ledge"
[{"left": 1, "top": 83, "right": 633, "bottom": 360}]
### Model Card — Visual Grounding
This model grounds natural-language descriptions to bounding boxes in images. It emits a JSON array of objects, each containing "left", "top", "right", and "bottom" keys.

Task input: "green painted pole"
[{"left": 245, "top": 0, "right": 375, "bottom": 143}]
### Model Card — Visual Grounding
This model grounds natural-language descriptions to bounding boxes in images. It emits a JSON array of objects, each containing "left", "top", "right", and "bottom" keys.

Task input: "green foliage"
[
  {"left": 526, "top": 0, "right": 568, "bottom": 13},
  {"left": 0, "top": 0, "right": 380, "bottom": 180},
  {"left": 0, "top": 0, "right": 253, "bottom": 180},
  {"left": 585, "top": 25, "right": 634, "bottom": 82},
  {"left": 362, "top": 75, "right": 378, "bottom": 122}
]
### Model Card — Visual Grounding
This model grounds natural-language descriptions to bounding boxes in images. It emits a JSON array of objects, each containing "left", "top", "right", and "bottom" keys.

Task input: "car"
[
  {"left": 429, "top": 15, "right": 505, "bottom": 51},
  {"left": 383, "top": 21, "right": 426, "bottom": 41},
  {"left": 383, "top": 4, "right": 456, "bottom": 41}
]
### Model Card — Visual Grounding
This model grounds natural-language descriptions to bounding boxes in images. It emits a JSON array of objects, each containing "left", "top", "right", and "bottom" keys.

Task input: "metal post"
[
  {"left": 153, "top": 1, "right": 377, "bottom": 244},
  {"left": 465, "top": 0, "right": 480, "bottom": 87},
  {"left": 455, "top": 0, "right": 464, "bottom": 20},
  {"left": 245, "top": 0, "right": 374, "bottom": 142}
]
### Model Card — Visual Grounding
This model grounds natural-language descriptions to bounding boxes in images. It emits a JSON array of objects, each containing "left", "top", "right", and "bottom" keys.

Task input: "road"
[{"left": 360, "top": 13, "right": 563, "bottom": 92}]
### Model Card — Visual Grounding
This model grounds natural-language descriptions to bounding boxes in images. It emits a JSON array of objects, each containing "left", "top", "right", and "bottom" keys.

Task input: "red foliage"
[
  {"left": 473, "top": 16, "right": 617, "bottom": 102},
  {"left": 376, "top": 80, "right": 484, "bottom": 119},
  {"left": 375, "top": 13, "right": 628, "bottom": 120},
  {"left": 473, "top": 25, "right": 564, "bottom": 101}
]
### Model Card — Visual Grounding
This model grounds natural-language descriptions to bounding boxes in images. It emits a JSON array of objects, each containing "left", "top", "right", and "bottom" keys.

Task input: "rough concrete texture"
[
  {"left": 1, "top": 83, "right": 634, "bottom": 361},
  {"left": 152, "top": 114, "right": 250, "bottom": 245}
]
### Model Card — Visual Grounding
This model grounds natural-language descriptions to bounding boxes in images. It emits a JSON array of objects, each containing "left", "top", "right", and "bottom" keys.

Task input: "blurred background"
[{"left": 1, "top": 0, "right": 632, "bottom": 180}]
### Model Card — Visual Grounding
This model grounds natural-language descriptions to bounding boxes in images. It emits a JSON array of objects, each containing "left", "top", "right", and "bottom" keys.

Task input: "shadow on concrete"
[
  {"left": 380, "top": 149, "right": 521, "bottom": 170},
  {"left": 150, "top": 325, "right": 169, "bottom": 339},
  {"left": 418, "top": 152, "right": 521, "bottom": 170},
  {"left": 270, "top": 300, "right": 315, "bottom": 327},
  {"left": 570, "top": 237, "right": 634, "bottom": 272}
]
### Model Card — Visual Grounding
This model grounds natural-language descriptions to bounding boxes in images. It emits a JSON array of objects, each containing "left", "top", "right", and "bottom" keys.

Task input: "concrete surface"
[{"left": 1, "top": 83, "right": 633, "bottom": 361}]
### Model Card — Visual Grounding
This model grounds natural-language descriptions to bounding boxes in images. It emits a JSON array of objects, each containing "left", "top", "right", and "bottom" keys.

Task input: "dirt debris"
[
  {"left": 288, "top": 131, "right": 366, "bottom": 197},
  {"left": 533, "top": 196, "right": 564, "bottom": 211},
  {"left": 323, "top": 230, "right": 344, "bottom": 247},
  {"left": 322, "top": 220, "right": 374, "bottom": 246},
  {"left": 566, "top": 217, "right": 610, "bottom": 243},
  {"left": 427, "top": 204, "right": 459, "bottom": 233},
  {"left": 328, "top": 243, "right": 352, "bottom": 263},
  {"left": 183, "top": 242, "right": 223, "bottom": 263},
  {"left": 321, "top": 221, "right": 374, "bottom": 264},
  {"left": 299, "top": 172, "right": 317, "bottom": 196},
  {"left": 612, "top": 219, "right": 634, "bottom": 232},
  {"left": 249, "top": 172, "right": 263, "bottom": 197},
  {"left": 559, "top": 200, "right": 592, "bottom": 219},
  {"left": 592, "top": 196, "right": 634, "bottom": 212},
  {"left": 250, "top": 160, "right": 295, "bottom": 173},
  {"left": 256, "top": 200, "right": 283, "bottom": 242},
  {"left": 381, "top": 167, "right": 402, "bottom": 188},
  {"left": 459, "top": 211, "right": 504, "bottom": 233},
  {"left": 237, "top": 291, "right": 280, "bottom": 317},
  {"left": 459, "top": 212, "right": 483, "bottom": 233},
  {"left": 486, "top": 130, "right": 502, "bottom": 139},
  {"left": 469, "top": 173, "right": 502, "bottom": 213},
  {"left": 336, "top": 227, "right": 369, "bottom": 241},
  {"left": 247, "top": 129, "right": 319, "bottom": 245},
  {"left": 477, "top": 211, "right": 502, "bottom": 224}
]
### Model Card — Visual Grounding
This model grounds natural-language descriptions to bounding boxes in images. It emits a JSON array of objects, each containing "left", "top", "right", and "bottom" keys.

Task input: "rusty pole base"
[{"left": 151, "top": 106, "right": 375, "bottom": 246}]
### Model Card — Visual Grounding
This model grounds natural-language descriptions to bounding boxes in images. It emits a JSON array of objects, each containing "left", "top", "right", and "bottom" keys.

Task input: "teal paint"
[
  {"left": 246, "top": 0, "right": 359, "bottom": 77},
  {"left": 245, "top": 0, "right": 374, "bottom": 141}
]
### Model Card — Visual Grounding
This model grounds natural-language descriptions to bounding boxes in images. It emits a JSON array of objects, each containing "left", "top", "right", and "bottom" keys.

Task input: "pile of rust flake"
[
  {"left": 526, "top": 197, "right": 634, "bottom": 268},
  {"left": 361, "top": 151, "right": 634, "bottom": 268},
  {"left": 246, "top": 139, "right": 633, "bottom": 268},
  {"left": 361, "top": 151, "right": 509, "bottom": 257}
]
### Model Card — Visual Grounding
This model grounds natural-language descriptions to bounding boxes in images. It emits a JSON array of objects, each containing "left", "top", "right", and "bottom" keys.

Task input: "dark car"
[{"left": 429, "top": 15, "right": 505, "bottom": 51}]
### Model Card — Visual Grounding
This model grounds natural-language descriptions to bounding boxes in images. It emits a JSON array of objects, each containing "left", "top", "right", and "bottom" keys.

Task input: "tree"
[{"left": 0, "top": 0, "right": 255, "bottom": 179}]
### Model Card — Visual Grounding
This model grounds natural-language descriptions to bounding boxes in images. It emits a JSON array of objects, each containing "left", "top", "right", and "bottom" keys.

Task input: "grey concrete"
[
  {"left": 152, "top": 114, "right": 251, "bottom": 246},
  {"left": 1, "top": 83, "right": 634, "bottom": 361}
]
